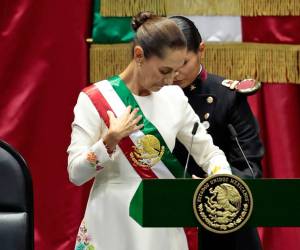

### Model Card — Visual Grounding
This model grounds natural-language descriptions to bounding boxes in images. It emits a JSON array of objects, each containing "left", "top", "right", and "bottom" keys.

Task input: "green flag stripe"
[
  {"left": 108, "top": 75, "right": 189, "bottom": 178},
  {"left": 92, "top": 0, "right": 134, "bottom": 43}
]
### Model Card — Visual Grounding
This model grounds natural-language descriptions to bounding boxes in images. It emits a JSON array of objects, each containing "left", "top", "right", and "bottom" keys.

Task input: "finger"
[
  {"left": 129, "top": 107, "right": 139, "bottom": 120},
  {"left": 107, "top": 110, "right": 116, "bottom": 120},
  {"left": 132, "top": 124, "right": 144, "bottom": 132},
  {"left": 125, "top": 105, "right": 132, "bottom": 115},
  {"left": 192, "top": 174, "right": 202, "bottom": 179},
  {"left": 131, "top": 115, "right": 142, "bottom": 126},
  {"left": 120, "top": 106, "right": 132, "bottom": 120}
]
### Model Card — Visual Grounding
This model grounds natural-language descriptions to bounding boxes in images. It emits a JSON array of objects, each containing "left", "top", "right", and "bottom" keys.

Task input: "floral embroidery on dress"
[
  {"left": 86, "top": 152, "right": 103, "bottom": 171},
  {"left": 75, "top": 220, "right": 95, "bottom": 250}
]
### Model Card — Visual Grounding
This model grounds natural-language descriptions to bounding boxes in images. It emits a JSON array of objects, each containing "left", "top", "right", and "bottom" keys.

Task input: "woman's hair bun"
[{"left": 131, "top": 11, "right": 156, "bottom": 32}]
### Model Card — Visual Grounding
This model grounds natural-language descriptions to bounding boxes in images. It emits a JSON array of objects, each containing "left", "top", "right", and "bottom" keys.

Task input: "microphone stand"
[
  {"left": 228, "top": 124, "right": 255, "bottom": 179},
  {"left": 183, "top": 122, "right": 199, "bottom": 178}
]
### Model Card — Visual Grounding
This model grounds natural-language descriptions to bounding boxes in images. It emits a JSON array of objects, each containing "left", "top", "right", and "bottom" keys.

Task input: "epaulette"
[{"left": 221, "top": 79, "right": 261, "bottom": 95}]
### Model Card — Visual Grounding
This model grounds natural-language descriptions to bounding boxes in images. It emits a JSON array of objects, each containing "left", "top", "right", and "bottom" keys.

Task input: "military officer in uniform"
[{"left": 170, "top": 16, "right": 264, "bottom": 250}]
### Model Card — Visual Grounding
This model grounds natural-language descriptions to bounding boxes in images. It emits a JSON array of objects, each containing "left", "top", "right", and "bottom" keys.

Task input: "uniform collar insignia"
[{"left": 199, "top": 64, "right": 208, "bottom": 81}]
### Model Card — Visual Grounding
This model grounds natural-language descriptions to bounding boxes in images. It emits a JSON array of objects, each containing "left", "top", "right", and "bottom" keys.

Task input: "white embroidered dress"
[{"left": 67, "top": 81, "right": 230, "bottom": 250}]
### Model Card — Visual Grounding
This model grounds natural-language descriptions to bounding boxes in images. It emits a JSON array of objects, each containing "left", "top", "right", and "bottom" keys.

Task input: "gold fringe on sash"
[
  {"left": 100, "top": 0, "right": 300, "bottom": 16},
  {"left": 90, "top": 43, "right": 300, "bottom": 84}
]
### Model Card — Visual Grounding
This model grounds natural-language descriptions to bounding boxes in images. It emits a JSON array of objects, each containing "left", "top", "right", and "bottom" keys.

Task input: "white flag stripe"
[{"left": 185, "top": 16, "right": 242, "bottom": 42}]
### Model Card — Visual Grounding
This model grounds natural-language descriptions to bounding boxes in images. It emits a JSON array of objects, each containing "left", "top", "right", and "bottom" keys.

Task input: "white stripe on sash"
[{"left": 95, "top": 80, "right": 175, "bottom": 179}]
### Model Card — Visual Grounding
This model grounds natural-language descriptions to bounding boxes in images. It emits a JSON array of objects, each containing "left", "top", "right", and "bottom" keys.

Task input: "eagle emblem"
[
  {"left": 130, "top": 134, "right": 165, "bottom": 168},
  {"left": 193, "top": 174, "right": 253, "bottom": 234}
]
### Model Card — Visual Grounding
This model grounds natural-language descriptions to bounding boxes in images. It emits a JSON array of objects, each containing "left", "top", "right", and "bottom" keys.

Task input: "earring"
[{"left": 136, "top": 48, "right": 143, "bottom": 57}]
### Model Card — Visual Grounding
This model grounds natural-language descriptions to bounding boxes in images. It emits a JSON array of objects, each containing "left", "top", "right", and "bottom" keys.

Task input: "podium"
[{"left": 130, "top": 178, "right": 300, "bottom": 249}]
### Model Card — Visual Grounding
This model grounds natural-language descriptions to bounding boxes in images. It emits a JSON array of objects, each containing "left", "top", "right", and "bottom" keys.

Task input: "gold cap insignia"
[{"left": 193, "top": 174, "right": 253, "bottom": 234}]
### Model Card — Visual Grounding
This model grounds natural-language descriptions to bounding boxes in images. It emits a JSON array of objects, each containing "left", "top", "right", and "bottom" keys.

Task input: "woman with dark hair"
[
  {"left": 67, "top": 12, "right": 231, "bottom": 250},
  {"left": 170, "top": 15, "right": 264, "bottom": 250}
]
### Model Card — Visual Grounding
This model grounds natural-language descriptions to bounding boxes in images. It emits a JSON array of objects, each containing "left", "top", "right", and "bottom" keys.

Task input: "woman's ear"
[
  {"left": 198, "top": 42, "right": 205, "bottom": 59},
  {"left": 134, "top": 46, "right": 145, "bottom": 66}
]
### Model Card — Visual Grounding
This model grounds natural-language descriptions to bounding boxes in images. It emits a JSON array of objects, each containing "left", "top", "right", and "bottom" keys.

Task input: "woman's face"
[
  {"left": 173, "top": 49, "right": 201, "bottom": 89},
  {"left": 137, "top": 48, "right": 187, "bottom": 95}
]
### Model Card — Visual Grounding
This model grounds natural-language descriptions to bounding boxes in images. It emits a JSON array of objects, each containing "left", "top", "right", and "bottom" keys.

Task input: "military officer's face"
[
  {"left": 173, "top": 50, "right": 201, "bottom": 89},
  {"left": 173, "top": 41, "right": 206, "bottom": 89}
]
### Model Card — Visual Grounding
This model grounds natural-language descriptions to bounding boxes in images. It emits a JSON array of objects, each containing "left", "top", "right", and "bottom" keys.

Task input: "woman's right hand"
[{"left": 103, "top": 106, "right": 144, "bottom": 151}]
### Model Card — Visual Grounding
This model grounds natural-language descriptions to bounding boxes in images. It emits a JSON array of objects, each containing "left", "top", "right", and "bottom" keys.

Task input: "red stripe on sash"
[{"left": 83, "top": 85, "right": 157, "bottom": 179}]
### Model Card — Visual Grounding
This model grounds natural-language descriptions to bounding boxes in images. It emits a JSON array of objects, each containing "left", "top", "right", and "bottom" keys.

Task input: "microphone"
[
  {"left": 183, "top": 122, "right": 199, "bottom": 178},
  {"left": 228, "top": 124, "right": 255, "bottom": 179}
]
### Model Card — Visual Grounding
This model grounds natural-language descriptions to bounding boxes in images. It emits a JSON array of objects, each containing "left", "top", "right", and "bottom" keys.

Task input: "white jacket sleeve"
[
  {"left": 176, "top": 93, "right": 231, "bottom": 175},
  {"left": 67, "top": 92, "right": 115, "bottom": 186}
]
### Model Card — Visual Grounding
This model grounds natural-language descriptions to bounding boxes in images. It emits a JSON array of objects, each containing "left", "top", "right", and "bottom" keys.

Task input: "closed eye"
[
  {"left": 159, "top": 69, "right": 171, "bottom": 75},
  {"left": 159, "top": 66, "right": 173, "bottom": 75}
]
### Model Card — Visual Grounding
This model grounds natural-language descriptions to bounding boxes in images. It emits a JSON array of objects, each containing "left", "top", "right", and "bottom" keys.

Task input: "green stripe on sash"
[{"left": 108, "top": 75, "right": 190, "bottom": 178}]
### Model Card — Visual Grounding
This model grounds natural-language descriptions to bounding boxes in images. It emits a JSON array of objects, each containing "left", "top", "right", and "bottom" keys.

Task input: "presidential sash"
[{"left": 83, "top": 75, "right": 189, "bottom": 179}]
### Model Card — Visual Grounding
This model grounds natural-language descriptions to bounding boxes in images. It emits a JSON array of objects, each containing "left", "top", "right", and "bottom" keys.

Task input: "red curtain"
[
  {"left": 243, "top": 16, "right": 300, "bottom": 250},
  {"left": 1, "top": 1, "right": 300, "bottom": 249},
  {"left": 0, "top": 0, "right": 92, "bottom": 249}
]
